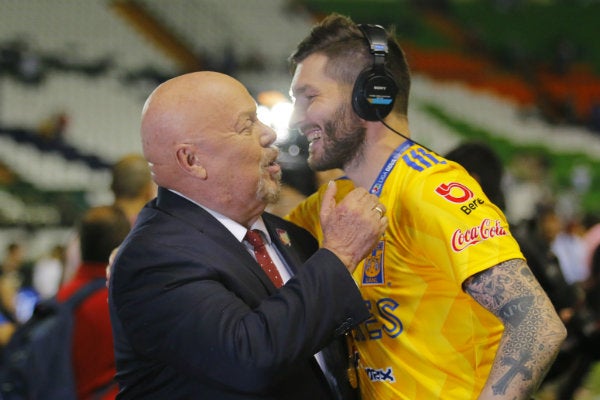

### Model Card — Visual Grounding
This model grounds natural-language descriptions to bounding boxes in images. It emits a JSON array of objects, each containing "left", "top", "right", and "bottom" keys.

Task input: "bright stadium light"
[
  {"left": 257, "top": 104, "right": 272, "bottom": 127},
  {"left": 270, "top": 101, "right": 293, "bottom": 143},
  {"left": 256, "top": 90, "right": 294, "bottom": 144}
]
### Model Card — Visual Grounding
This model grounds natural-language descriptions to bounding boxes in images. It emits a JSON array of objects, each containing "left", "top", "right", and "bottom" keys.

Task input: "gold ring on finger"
[{"left": 373, "top": 206, "right": 384, "bottom": 218}]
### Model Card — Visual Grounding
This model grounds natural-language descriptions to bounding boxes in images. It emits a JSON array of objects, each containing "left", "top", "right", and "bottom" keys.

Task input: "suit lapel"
[
  {"left": 154, "top": 187, "right": 276, "bottom": 291},
  {"left": 264, "top": 217, "right": 304, "bottom": 276}
]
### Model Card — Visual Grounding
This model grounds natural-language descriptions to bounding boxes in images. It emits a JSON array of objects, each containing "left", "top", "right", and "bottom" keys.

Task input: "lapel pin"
[{"left": 276, "top": 229, "right": 291, "bottom": 246}]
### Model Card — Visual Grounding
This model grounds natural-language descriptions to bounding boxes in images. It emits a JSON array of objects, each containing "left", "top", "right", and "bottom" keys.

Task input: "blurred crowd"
[
  {"left": 0, "top": 137, "right": 599, "bottom": 398},
  {"left": 445, "top": 141, "right": 600, "bottom": 399}
]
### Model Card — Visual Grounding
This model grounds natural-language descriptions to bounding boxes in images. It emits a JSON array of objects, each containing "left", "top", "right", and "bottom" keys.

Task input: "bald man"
[{"left": 108, "top": 71, "right": 387, "bottom": 400}]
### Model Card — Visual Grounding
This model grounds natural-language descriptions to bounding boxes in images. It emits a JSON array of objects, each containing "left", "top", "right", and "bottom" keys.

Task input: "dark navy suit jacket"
[{"left": 109, "top": 187, "right": 369, "bottom": 399}]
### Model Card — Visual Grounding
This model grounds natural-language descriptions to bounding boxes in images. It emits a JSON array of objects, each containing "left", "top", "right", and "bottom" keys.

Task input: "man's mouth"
[
  {"left": 264, "top": 152, "right": 281, "bottom": 175},
  {"left": 307, "top": 132, "right": 322, "bottom": 144},
  {"left": 303, "top": 127, "right": 323, "bottom": 148},
  {"left": 266, "top": 161, "right": 281, "bottom": 177},
  {"left": 299, "top": 125, "right": 322, "bottom": 144}
]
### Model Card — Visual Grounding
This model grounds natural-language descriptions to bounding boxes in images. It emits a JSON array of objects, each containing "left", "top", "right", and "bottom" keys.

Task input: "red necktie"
[{"left": 244, "top": 229, "right": 284, "bottom": 288}]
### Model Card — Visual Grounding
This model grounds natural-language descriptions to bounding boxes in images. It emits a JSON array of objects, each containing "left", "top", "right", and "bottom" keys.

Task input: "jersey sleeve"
[{"left": 397, "top": 159, "right": 524, "bottom": 284}]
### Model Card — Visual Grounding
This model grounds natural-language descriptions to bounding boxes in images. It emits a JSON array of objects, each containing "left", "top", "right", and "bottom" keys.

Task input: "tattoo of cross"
[{"left": 491, "top": 350, "right": 533, "bottom": 395}]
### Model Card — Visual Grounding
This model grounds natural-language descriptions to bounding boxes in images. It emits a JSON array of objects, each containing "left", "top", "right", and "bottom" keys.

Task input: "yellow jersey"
[{"left": 286, "top": 142, "right": 524, "bottom": 399}]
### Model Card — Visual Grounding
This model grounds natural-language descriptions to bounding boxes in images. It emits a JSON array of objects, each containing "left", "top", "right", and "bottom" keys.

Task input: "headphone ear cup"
[{"left": 352, "top": 67, "right": 398, "bottom": 121}]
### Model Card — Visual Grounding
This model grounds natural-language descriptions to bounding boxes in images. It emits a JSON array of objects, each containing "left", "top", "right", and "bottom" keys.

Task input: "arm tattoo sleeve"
[{"left": 464, "top": 258, "right": 566, "bottom": 398}]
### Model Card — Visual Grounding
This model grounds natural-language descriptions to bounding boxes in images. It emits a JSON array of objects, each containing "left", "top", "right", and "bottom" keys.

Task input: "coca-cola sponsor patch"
[{"left": 451, "top": 218, "right": 507, "bottom": 252}]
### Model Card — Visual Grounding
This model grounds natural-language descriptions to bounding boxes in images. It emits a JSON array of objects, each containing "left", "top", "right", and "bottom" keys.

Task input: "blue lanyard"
[{"left": 369, "top": 140, "right": 413, "bottom": 197}]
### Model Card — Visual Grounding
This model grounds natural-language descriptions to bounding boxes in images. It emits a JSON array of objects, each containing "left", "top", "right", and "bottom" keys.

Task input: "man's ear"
[{"left": 175, "top": 144, "right": 207, "bottom": 179}]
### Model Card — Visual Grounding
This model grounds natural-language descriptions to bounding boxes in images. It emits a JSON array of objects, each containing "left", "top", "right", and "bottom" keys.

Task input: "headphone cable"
[{"left": 376, "top": 109, "right": 438, "bottom": 155}]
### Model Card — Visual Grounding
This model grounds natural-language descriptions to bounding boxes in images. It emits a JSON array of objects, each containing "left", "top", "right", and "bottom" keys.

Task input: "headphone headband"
[{"left": 358, "top": 24, "right": 389, "bottom": 66}]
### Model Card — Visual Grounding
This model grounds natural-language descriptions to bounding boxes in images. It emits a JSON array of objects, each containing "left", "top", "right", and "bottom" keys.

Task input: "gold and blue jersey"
[{"left": 286, "top": 142, "right": 524, "bottom": 399}]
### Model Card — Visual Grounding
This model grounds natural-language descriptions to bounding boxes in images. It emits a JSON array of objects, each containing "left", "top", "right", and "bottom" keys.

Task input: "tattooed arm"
[{"left": 464, "top": 258, "right": 567, "bottom": 400}]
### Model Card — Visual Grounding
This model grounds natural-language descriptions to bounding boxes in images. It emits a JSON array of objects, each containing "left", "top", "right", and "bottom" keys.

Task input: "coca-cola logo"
[
  {"left": 451, "top": 219, "right": 507, "bottom": 252},
  {"left": 435, "top": 182, "right": 474, "bottom": 203}
]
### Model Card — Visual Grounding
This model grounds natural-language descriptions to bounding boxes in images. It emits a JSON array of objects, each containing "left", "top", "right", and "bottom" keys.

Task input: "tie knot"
[
  {"left": 244, "top": 229, "right": 284, "bottom": 288},
  {"left": 244, "top": 229, "right": 266, "bottom": 250}
]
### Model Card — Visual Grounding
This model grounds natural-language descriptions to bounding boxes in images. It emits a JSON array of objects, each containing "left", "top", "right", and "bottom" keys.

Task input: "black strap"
[{"left": 64, "top": 278, "right": 106, "bottom": 310}]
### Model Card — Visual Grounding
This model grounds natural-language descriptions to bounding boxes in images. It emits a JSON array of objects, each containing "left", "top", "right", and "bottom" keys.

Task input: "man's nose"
[{"left": 259, "top": 121, "right": 277, "bottom": 146}]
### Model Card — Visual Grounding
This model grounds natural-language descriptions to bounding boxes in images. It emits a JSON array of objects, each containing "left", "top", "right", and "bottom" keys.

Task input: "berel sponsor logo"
[
  {"left": 451, "top": 218, "right": 507, "bottom": 252},
  {"left": 461, "top": 198, "right": 485, "bottom": 215}
]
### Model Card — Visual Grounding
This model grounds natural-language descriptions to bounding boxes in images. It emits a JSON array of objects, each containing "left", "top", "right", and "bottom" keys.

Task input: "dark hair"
[
  {"left": 445, "top": 141, "right": 506, "bottom": 211},
  {"left": 79, "top": 205, "right": 131, "bottom": 264},
  {"left": 289, "top": 13, "right": 411, "bottom": 115},
  {"left": 110, "top": 153, "right": 152, "bottom": 199},
  {"left": 7, "top": 242, "right": 21, "bottom": 253}
]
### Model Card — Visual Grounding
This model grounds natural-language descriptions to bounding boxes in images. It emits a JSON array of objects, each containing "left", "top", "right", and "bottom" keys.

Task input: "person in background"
[
  {"left": 63, "top": 153, "right": 155, "bottom": 284},
  {"left": 444, "top": 141, "right": 506, "bottom": 210},
  {"left": 32, "top": 244, "right": 65, "bottom": 300},
  {"left": 0, "top": 309, "right": 15, "bottom": 349},
  {"left": 57, "top": 205, "right": 131, "bottom": 399},
  {"left": 109, "top": 153, "right": 157, "bottom": 227},
  {"left": 511, "top": 205, "right": 582, "bottom": 323},
  {"left": 583, "top": 214, "right": 600, "bottom": 279},
  {"left": 551, "top": 217, "right": 589, "bottom": 286},
  {"left": 0, "top": 241, "right": 26, "bottom": 354},
  {"left": 583, "top": 244, "right": 600, "bottom": 330},
  {"left": 503, "top": 150, "right": 553, "bottom": 224},
  {"left": 0, "top": 243, "right": 25, "bottom": 322},
  {"left": 285, "top": 14, "right": 566, "bottom": 399},
  {"left": 109, "top": 71, "right": 387, "bottom": 400},
  {"left": 0, "top": 242, "right": 37, "bottom": 324},
  {"left": 552, "top": 241, "right": 600, "bottom": 400}
]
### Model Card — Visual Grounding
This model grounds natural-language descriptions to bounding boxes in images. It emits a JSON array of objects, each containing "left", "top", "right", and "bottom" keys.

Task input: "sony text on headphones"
[{"left": 352, "top": 24, "right": 398, "bottom": 121}]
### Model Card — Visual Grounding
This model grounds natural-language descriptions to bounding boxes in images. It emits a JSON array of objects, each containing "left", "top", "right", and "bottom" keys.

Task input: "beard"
[
  {"left": 256, "top": 166, "right": 282, "bottom": 205},
  {"left": 308, "top": 102, "right": 366, "bottom": 171}
]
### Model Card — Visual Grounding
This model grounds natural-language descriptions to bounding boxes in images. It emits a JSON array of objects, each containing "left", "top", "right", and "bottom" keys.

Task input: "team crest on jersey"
[{"left": 362, "top": 240, "right": 385, "bottom": 285}]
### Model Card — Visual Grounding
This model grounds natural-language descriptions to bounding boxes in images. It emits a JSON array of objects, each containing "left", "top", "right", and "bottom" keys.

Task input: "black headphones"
[{"left": 352, "top": 24, "right": 398, "bottom": 121}]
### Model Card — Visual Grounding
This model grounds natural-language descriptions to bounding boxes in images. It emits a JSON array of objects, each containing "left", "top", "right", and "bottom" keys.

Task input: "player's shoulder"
[
  {"left": 314, "top": 176, "right": 355, "bottom": 199},
  {"left": 392, "top": 144, "right": 454, "bottom": 189}
]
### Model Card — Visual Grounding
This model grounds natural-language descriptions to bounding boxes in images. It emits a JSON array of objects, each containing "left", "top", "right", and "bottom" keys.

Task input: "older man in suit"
[{"left": 108, "top": 71, "right": 387, "bottom": 399}]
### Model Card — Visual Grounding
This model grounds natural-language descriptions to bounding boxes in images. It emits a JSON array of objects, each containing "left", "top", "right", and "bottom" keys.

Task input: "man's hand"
[
  {"left": 320, "top": 181, "right": 387, "bottom": 272},
  {"left": 105, "top": 247, "right": 119, "bottom": 288}
]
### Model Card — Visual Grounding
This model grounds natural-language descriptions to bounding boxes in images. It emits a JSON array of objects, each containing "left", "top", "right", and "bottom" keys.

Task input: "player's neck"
[{"left": 344, "top": 130, "right": 407, "bottom": 191}]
